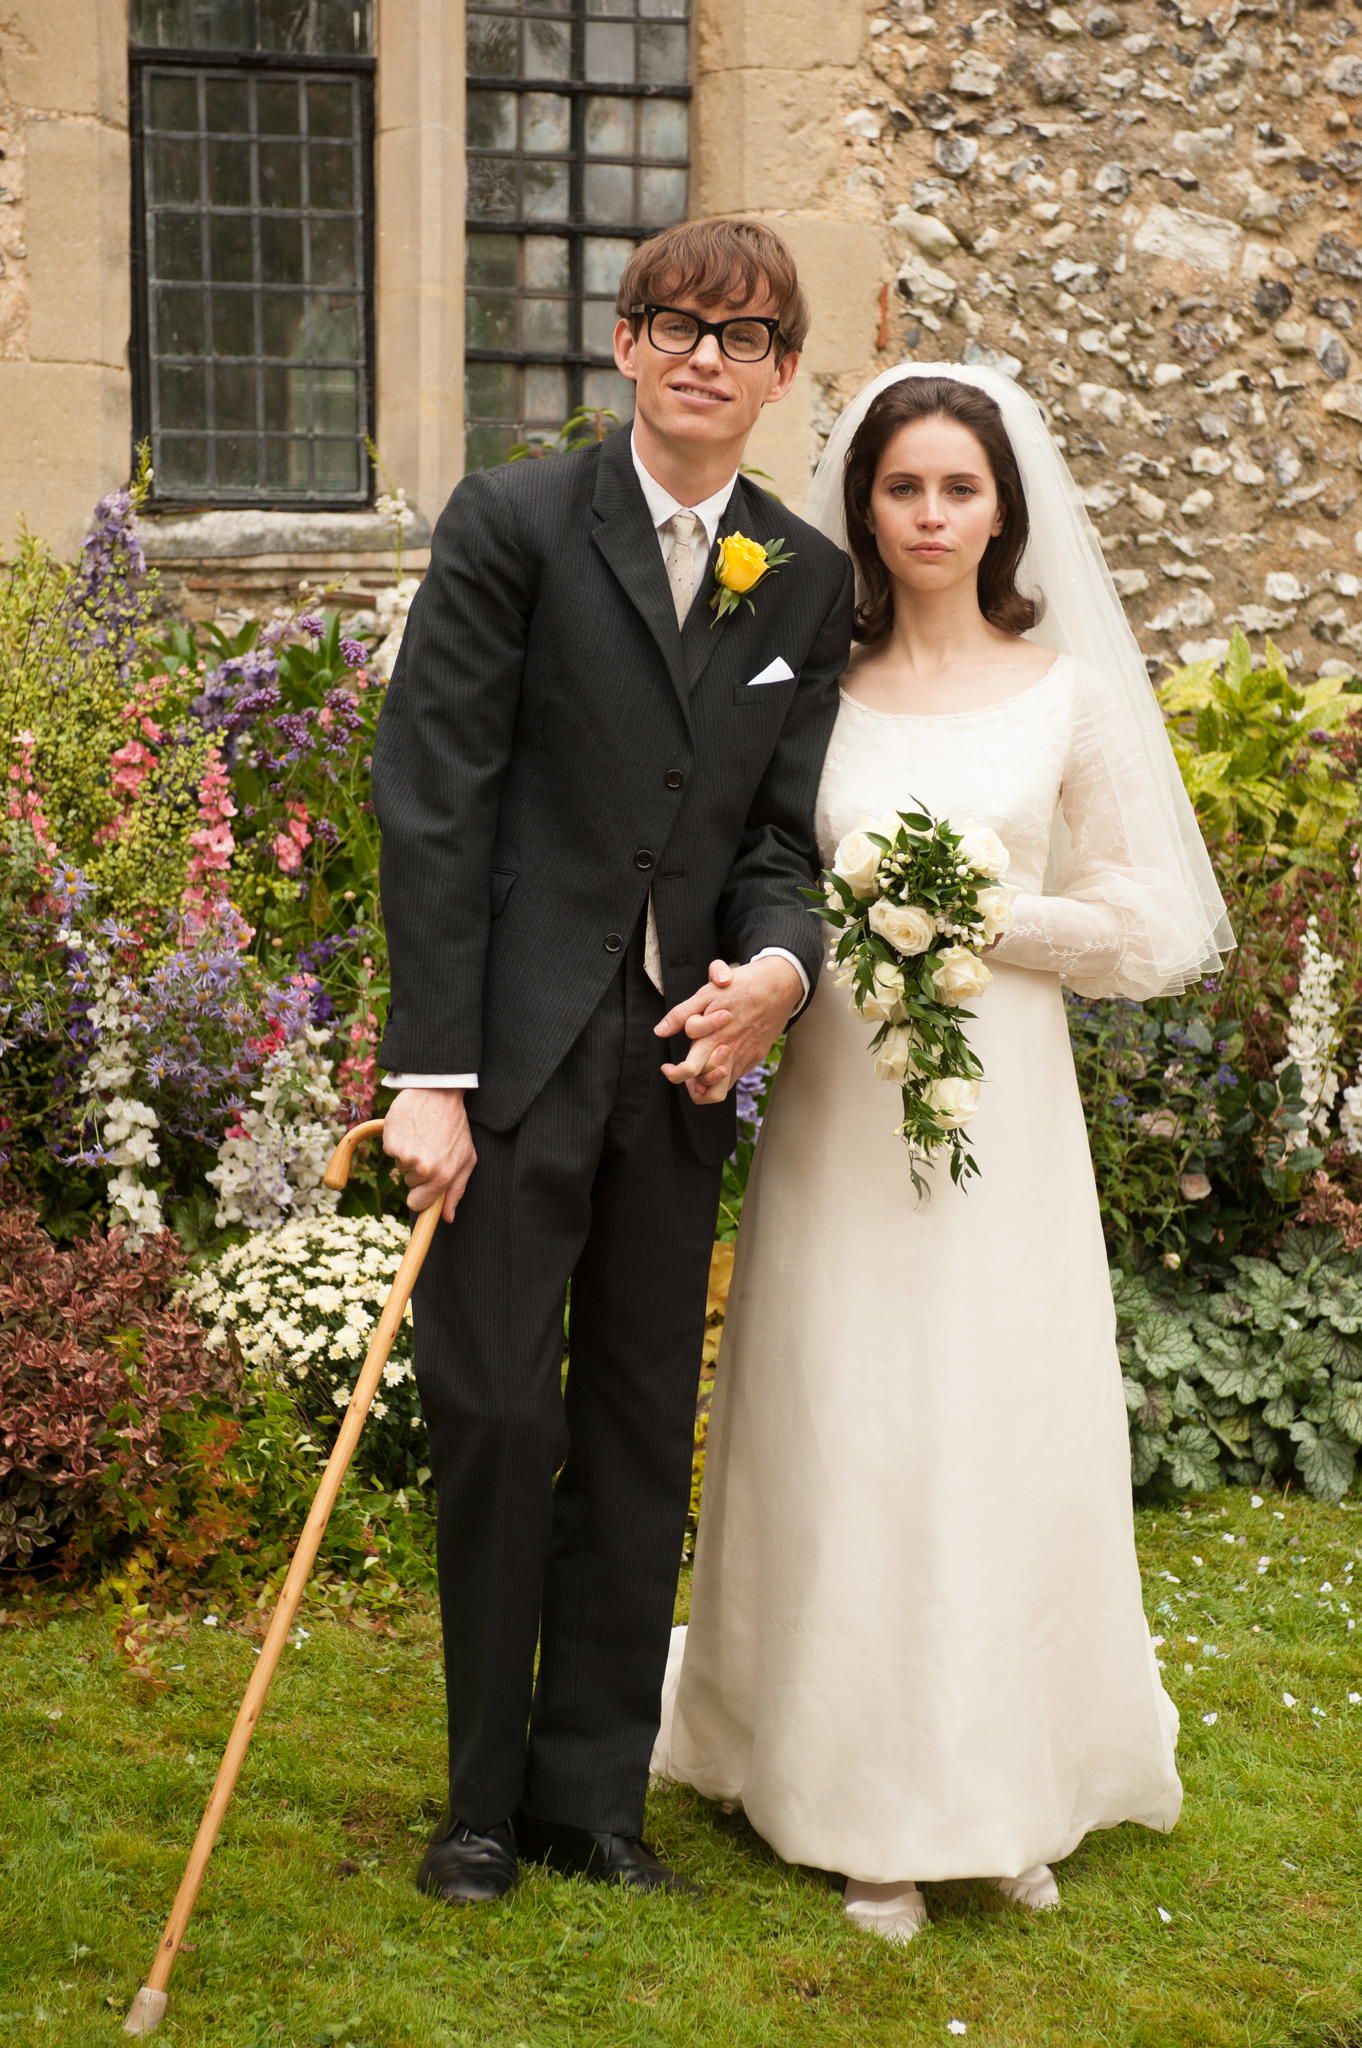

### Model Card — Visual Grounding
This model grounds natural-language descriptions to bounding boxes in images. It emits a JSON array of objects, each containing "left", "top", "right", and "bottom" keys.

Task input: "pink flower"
[
  {"left": 110, "top": 738, "right": 156, "bottom": 802},
  {"left": 273, "top": 799, "right": 312, "bottom": 874}
]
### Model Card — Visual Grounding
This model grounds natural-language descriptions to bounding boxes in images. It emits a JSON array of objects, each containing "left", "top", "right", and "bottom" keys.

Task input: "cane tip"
[{"left": 123, "top": 1987, "right": 168, "bottom": 2035}]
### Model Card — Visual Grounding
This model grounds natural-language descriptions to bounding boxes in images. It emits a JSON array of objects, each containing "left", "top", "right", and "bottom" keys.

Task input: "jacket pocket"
[
  {"left": 731, "top": 678, "right": 797, "bottom": 706},
  {"left": 491, "top": 869, "right": 518, "bottom": 918}
]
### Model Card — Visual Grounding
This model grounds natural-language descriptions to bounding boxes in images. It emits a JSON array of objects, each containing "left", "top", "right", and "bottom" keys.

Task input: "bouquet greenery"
[{"left": 812, "top": 807, "right": 1016, "bottom": 1193}]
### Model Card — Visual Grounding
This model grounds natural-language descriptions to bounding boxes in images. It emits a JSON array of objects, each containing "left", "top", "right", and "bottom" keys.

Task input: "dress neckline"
[{"left": 837, "top": 653, "right": 1068, "bottom": 725}]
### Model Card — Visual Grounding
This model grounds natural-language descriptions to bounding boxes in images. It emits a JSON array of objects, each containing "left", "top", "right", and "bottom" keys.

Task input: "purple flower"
[
  {"left": 340, "top": 637, "right": 367, "bottom": 670},
  {"left": 1309, "top": 729, "right": 1331, "bottom": 743},
  {"left": 296, "top": 612, "right": 325, "bottom": 638}
]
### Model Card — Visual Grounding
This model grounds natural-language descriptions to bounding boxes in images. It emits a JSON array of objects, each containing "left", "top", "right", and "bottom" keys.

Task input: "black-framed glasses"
[{"left": 634, "top": 303, "right": 782, "bottom": 364}]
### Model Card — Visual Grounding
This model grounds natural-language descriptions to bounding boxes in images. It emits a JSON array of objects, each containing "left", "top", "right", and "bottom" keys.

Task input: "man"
[{"left": 373, "top": 216, "right": 853, "bottom": 1903}]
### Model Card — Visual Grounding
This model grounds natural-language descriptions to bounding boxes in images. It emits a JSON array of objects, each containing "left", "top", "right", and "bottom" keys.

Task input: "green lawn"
[{"left": 2, "top": 1492, "right": 1360, "bottom": 2048}]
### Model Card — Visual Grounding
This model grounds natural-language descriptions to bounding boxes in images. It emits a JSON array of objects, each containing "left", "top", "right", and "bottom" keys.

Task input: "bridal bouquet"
[{"left": 812, "top": 807, "right": 1016, "bottom": 1192}]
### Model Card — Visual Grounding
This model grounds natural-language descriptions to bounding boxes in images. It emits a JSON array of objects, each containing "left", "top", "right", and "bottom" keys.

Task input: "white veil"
[{"left": 803, "top": 361, "right": 1234, "bottom": 998}]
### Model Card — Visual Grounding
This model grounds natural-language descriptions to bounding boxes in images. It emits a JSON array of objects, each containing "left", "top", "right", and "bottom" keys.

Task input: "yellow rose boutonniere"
[{"left": 710, "top": 531, "right": 795, "bottom": 626}]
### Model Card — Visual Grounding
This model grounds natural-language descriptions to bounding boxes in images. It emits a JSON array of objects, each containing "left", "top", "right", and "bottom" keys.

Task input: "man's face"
[{"left": 613, "top": 279, "right": 799, "bottom": 452}]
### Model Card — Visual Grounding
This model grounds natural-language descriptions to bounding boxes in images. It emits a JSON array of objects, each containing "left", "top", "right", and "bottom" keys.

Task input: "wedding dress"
[{"left": 650, "top": 652, "right": 1185, "bottom": 1884}]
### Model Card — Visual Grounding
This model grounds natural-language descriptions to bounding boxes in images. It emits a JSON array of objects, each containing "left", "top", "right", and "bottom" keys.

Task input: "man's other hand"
[
  {"left": 655, "top": 956, "right": 803, "bottom": 1104},
  {"left": 383, "top": 1087, "right": 478, "bottom": 1222}
]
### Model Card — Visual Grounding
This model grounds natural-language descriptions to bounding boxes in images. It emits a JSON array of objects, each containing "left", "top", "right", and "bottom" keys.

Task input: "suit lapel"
[
  {"left": 680, "top": 482, "right": 755, "bottom": 693},
  {"left": 590, "top": 431, "right": 690, "bottom": 719}
]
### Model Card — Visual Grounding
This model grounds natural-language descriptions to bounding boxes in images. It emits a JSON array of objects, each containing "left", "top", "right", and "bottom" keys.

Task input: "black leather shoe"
[
  {"left": 415, "top": 1813, "right": 518, "bottom": 1903},
  {"left": 515, "top": 1811, "right": 702, "bottom": 1898}
]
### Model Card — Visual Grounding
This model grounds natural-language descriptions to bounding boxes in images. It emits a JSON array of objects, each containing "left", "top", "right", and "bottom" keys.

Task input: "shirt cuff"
[
  {"left": 384, "top": 1074, "right": 479, "bottom": 1089},
  {"left": 751, "top": 946, "right": 811, "bottom": 1015}
]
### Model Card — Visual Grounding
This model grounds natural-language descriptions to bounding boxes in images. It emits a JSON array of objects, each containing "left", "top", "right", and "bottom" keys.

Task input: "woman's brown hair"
[{"left": 843, "top": 377, "right": 1037, "bottom": 643}]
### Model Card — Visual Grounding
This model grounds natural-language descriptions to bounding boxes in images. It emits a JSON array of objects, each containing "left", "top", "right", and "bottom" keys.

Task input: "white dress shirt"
[{"left": 386, "top": 431, "right": 810, "bottom": 1091}]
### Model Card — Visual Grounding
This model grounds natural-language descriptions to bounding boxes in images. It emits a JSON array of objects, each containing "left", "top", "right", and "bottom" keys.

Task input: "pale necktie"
[{"left": 645, "top": 510, "right": 701, "bottom": 994}]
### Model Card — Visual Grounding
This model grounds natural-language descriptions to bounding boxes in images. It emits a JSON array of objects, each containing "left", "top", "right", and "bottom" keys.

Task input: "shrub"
[
  {"left": 0, "top": 1190, "right": 242, "bottom": 1566},
  {"left": 185, "top": 1212, "right": 424, "bottom": 1493},
  {"left": 1117, "top": 1225, "right": 1362, "bottom": 1502}
]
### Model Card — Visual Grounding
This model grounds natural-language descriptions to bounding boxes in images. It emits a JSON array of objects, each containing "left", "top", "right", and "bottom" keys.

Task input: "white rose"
[
  {"left": 975, "top": 885, "right": 1018, "bottom": 940},
  {"left": 856, "top": 960, "right": 909, "bottom": 1024},
  {"left": 927, "top": 1075, "right": 981, "bottom": 1128},
  {"left": 953, "top": 818, "right": 1011, "bottom": 878},
  {"left": 831, "top": 829, "right": 884, "bottom": 899},
  {"left": 868, "top": 899, "right": 936, "bottom": 956},
  {"left": 931, "top": 945, "right": 993, "bottom": 1005},
  {"left": 873, "top": 1024, "right": 918, "bottom": 1084}
]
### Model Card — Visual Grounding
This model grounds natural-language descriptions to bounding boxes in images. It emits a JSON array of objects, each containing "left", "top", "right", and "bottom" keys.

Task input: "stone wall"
[{"left": 812, "top": 0, "right": 1362, "bottom": 674}]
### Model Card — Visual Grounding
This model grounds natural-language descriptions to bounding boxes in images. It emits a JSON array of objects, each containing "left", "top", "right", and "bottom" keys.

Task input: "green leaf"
[
  {"left": 1165, "top": 1424, "right": 1223, "bottom": 1492},
  {"left": 1250, "top": 1413, "right": 1285, "bottom": 1473},
  {"left": 1313, "top": 1324, "right": 1362, "bottom": 1379},
  {"left": 1110, "top": 1268, "right": 1154, "bottom": 1324},
  {"left": 1129, "top": 1427, "right": 1167, "bottom": 1488},
  {"left": 1331, "top": 1379, "right": 1362, "bottom": 1446},
  {"left": 1228, "top": 1256, "right": 1308, "bottom": 1331},
  {"left": 1122, "top": 1374, "right": 1147, "bottom": 1413},
  {"left": 1288, "top": 1417, "right": 1357, "bottom": 1502},
  {"left": 1261, "top": 1392, "right": 1297, "bottom": 1430},
  {"left": 1196, "top": 1330, "right": 1271, "bottom": 1403},
  {"left": 1277, "top": 1327, "right": 1338, "bottom": 1382},
  {"left": 1133, "top": 1313, "right": 1201, "bottom": 1381},
  {"left": 1202, "top": 1291, "right": 1252, "bottom": 1329},
  {"left": 1278, "top": 1225, "right": 1343, "bottom": 1275},
  {"left": 1307, "top": 1269, "right": 1362, "bottom": 1335}
]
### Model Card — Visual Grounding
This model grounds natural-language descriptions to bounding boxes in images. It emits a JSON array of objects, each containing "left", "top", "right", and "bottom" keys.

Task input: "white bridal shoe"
[
  {"left": 843, "top": 1878, "right": 930, "bottom": 1944},
  {"left": 990, "top": 1864, "right": 1061, "bottom": 1910}
]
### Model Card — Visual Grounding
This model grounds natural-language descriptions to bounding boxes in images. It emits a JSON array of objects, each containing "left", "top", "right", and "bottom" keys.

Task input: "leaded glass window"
[
  {"left": 130, "top": 3, "right": 374, "bottom": 505},
  {"left": 465, "top": 2, "right": 691, "bottom": 471}
]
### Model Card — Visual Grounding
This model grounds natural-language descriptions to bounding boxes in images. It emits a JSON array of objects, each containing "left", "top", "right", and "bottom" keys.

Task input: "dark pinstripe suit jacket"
[{"left": 372, "top": 424, "right": 854, "bottom": 1164}]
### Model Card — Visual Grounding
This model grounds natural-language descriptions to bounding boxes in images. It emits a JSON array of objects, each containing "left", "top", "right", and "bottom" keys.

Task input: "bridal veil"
[{"left": 801, "top": 362, "right": 1234, "bottom": 999}]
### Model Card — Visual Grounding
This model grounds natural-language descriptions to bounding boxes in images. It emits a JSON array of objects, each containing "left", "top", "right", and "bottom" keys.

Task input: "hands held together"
[{"left": 654, "top": 953, "right": 803, "bottom": 1105}]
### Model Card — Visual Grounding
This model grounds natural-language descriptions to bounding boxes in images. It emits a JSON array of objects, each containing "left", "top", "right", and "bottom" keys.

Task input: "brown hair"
[
  {"left": 615, "top": 218, "right": 810, "bottom": 360},
  {"left": 843, "top": 377, "right": 1037, "bottom": 643}
]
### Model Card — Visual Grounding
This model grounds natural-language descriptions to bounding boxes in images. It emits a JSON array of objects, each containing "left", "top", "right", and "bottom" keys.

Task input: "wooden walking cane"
[{"left": 123, "top": 1119, "right": 441, "bottom": 2036}]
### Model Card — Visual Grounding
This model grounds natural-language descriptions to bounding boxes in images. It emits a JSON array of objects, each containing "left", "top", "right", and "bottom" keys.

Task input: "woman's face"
[{"left": 865, "top": 415, "right": 1006, "bottom": 601}]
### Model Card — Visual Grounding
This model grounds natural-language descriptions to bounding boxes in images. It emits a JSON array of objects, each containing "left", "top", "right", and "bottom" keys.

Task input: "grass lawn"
[{"left": 2, "top": 1490, "right": 1360, "bottom": 2048}]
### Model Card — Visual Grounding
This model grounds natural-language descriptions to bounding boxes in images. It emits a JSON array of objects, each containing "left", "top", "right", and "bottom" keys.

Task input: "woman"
[{"left": 651, "top": 366, "right": 1233, "bottom": 1943}]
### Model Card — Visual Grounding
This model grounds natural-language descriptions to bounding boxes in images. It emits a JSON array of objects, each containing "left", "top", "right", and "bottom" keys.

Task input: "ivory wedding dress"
[{"left": 651, "top": 652, "right": 1184, "bottom": 1884}]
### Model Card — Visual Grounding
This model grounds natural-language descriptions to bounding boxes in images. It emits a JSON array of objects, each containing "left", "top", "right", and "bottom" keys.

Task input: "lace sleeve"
[{"left": 989, "top": 662, "right": 1198, "bottom": 1000}]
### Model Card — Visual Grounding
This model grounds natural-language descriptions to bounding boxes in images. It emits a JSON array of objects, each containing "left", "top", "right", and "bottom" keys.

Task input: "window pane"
[
  {"left": 262, "top": 289, "right": 307, "bottom": 355},
  {"left": 211, "top": 288, "right": 257, "bottom": 355},
  {"left": 466, "top": 293, "right": 517, "bottom": 348},
  {"left": 310, "top": 0, "right": 372, "bottom": 55},
  {"left": 214, "top": 360, "right": 257, "bottom": 429},
  {"left": 467, "top": 233, "right": 518, "bottom": 287},
  {"left": 312, "top": 436, "right": 361, "bottom": 491},
  {"left": 585, "top": 97, "right": 633, "bottom": 156},
  {"left": 216, "top": 433, "right": 260, "bottom": 486},
  {"left": 260, "top": 213, "right": 304, "bottom": 282},
  {"left": 581, "top": 299, "right": 617, "bottom": 354},
  {"left": 523, "top": 236, "right": 569, "bottom": 290},
  {"left": 466, "top": 361, "right": 518, "bottom": 418},
  {"left": 155, "top": 212, "right": 204, "bottom": 280},
  {"left": 584, "top": 162, "right": 634, "bottom": 224},
  {"left": 264, "top": 436, "right": 306, "bottom": 487},
  {"left": 522, "top": 161, "right": 570, "bottom": 221},
  {"left": 154, "top": 285, "right": 206, "bottom": 353},
  {"left": 257, "top": 79, "right": 301, "bottom": 134},
  {"left": 524, "top": 19, "right": 571, "bottom": 78},
  {"left": 208, "top": 211, "right": 254, "bottom": 280},
  {"left": 262, "top": 365, "right": 298, "bottom": 429},
  {"left": 585, "top": 22, "right": 634, "bottom": 80},
  {"left": 638, "top": 24, "right": 687, "bottom": 83},
  {"left": 312, "top": 295, "right": 358, "bottom": 358},
  {"left": 640, "top": 0, "right": 687, "bottom": 14},
  {"left": 583, "top": 366, "right": 634, "bottom": 421},
  {"left": 467, "top": 90, "right": 517, "bottom": 152},
  {"left": 205, "top": 75, "right": 249, "bottom": 131},
  {"left": 207, "top": 137, "right": 252, "bottom": 207},
  {"left": 522, "top": 297, "right": 569, "bottom": 349},
  {"left": 639, "top": 166, "right": 686, "bottom": 224},
  {"left": 307, "top": 142, "right": 354, "bottom": 210},
  {"left": 148, "top": 73, "right": 199, "bottom": 130},
  {"left": 467, "top": 157, "right": 517, "bottom": 221},
  {"left": 159, "top": 435, "right": 210, "bottom": 487},
  {"left": 639, "top": 97, "right": 687, "bottom": 160},
  {"left": 157, "top": 361, "right": 206, "bottom": 429},
  {"left": 313, "top": 366, "right": 359, "bottom": 433},
  {"left": 466, "top": 424, "right": 516, "bottom": 470},
  {"left": 259, "top": 140, "right": 303, "bottom": 208},
  {"left": 150, "top": 136, "right": 202, "bottom": 205},
  {"left": 587, "top": 0, "right": 633, "bottom": 14},
  {"left": 525, "top": 365, "right": 568, "bottom": 422},
  {"left": 309, "top": 214, "right": 357, "bottom": 287},
  {"left": 307, "top": 79, "right": 355, "bottom": 138},
  {"left": 522, "top": 93, "right": 571, "bottom": 153},
  {"left": 467, "top": 14, "right": 517, "bottom": 75},
  {"left": 583, "top": 235, "right": 633, "bottom": 295},
  {"left": 133, "top": 1, "right": 192, "bottom": 45}
]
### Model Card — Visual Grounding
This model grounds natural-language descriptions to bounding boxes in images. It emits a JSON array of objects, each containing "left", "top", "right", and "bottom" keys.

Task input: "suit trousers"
[{"left": 411, "top": 920, "right": 723, "bottom": 1836}]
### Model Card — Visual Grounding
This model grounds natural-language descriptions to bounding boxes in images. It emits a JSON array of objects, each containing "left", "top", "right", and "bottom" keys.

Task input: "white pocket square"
[{"left": 746, "top": 657, "right": 795, "bottom": 686}]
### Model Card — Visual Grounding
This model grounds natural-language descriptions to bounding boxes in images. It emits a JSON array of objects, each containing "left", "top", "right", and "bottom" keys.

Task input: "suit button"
[
  {"left": 664, "top": 770, "right": 683, "bottom": 789},
  {"left": 634, "top": 849, "right": 654, "bottom": 870},
  {"left": 604, "top": 933, "right": 623, "bottom": 953}
]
